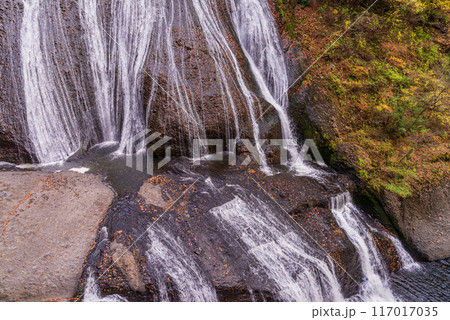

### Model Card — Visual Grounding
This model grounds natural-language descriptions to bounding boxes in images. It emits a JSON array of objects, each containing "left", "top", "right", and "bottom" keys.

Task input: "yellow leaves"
[
  {"left": 388, "top": 56, "right": 406, "bottom": 68},
  {"left": 433, "top": 113, "right": 450, "bottom": 127},
  {"left": 376, "top": 103, "right": 393, "bottom": 113},
  {"left": 382, "top": 42, "right": 408, "bottom": 55},
  {"left": 358, "top": 38, "right": 366, "bottom": 49},
  {"left": 350, "top": 65, "right": 370, "bottom": 77}
]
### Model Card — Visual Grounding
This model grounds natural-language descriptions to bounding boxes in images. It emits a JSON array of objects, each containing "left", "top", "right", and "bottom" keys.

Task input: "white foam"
[{"left": 69, "top": 167, "right": 90, "bottom": 174}]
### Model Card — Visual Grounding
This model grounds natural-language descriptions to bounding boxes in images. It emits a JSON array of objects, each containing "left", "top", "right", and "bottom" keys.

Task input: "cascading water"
[
  {"left": 191, "top": 0, "right": 270, "bottom": 172},
  {"left": 78, "top": 0, "right": 116, "bottom": 142},
  {"left": 362, "top": 212, "right": 421, "bottom": 272},
  {"left": 211, "top": 195, "right": 344, "bottom": 301},
  {"left": 330, "top": 192, "right": 396, "bottom": 301},
  {"left": 83, "top": 271, "right": 128, "bottom": 302},
  {"left": 143, "top": 0, "right": 205, "bottom": 145},
  {"left": 146, "top": 227, "right": 218, "bottom": 302},
  {"left": 83, "top": 228, "right": 127, "bottom": 302},
  {"left": 16, "top": 0, "right": 422, "bottom": 302},
  {"left": 21, "top": 0, "right": 275, "bottom": 166},
  {"left": 382, "top": 233, "right": 421, "bottom": 271},
  {"left": 228, "top": 0, "right": 312, "bottom": 174},
  {"left": 21, "top": 0, "right": 83, "bottom": 163},
  {"left": 79, "top": 0, "right": 154, "bottom": 148}
]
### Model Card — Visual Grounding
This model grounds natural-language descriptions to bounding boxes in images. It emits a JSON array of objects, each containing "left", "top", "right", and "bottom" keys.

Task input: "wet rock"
[
  {"left": 138, "top": 183, "right": 169, "bottom": 208},
  {"left": 380, "top": 179, "right": 450, "bottom": 261},
  {"left": 110, "top": 240, "right": 146, "bottom": 293},
  {"left": 83, "top": 163, "right": 369, "bottom": 301},
  {"left": 0, "top": 135, "right": 31, "bottom": 164},
  {"left": 83, "top": 229, "right": 153, "bottom": 301},
  {"left": 0, "top": 1, "right": 29, "bottom": 160},
  {"left": 142, "top": 0, "right": 264, "bottom": 153},
  {"left": 371, "top": 232, "right": 401, "bottom": 273},
  {"left": 0, "top": 171, "right": 114, "bottom": 301},
  {"left": 1, "top": 0, "right": 285, "bottom": 160}
]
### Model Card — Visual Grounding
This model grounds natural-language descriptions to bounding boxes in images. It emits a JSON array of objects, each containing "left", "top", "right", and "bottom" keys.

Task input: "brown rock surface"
[
  {"left": 110, "top": 240, "right": 146, "bottom": 293},
  {"left": 0, "top": 171, "right": 114, "bottom": 301},
  {"left": 138, "top": 183, "right": 169, "bottom": 208}
]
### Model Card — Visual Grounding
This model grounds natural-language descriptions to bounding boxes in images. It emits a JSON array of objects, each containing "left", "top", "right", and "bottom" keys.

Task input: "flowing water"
[
  {"left": 84, "top": 271, "right": 128, "bottom": 302},
  {"left": 330, "top": 193, "right": 396, "bottom": 301},
  {"left": 228, "top": 0, "right": 312, "bottom": 174},
  {"left": 21, "top": 0, "right": 84, "bottom": 162},
  {"left": 146, "top": 227, "right": 218, "bottom": 302},
  {"left": 7, "top": 0, "right": 444, "bottom": 302},
  {"left": 211, "top": 195, "right": 344, "bottom": 301},
  {"left": 19, "top": 0, "right": 311, "bottom": 170},
  {"left": 83, "top": 228, "right": 128, "bottom": 302}
]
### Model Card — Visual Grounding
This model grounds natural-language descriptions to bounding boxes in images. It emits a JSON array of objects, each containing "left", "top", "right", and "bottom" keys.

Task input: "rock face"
[
  {"left": 81, "top": 163, "right": 402, "bottom": 301},
  {"left": 0, "top": 171, "right": 114, "bottom": 301},
  {"left": 296, "top": 90, "right": 449, "bottom": 262},
  {"left": 0, "top": 1, "right": 31, "bottom": 163},
  {"left": 380, "top": 179, "right": 450, "bottom": 261},
  {"left": 138, "top": 183, "right": 169, "bottom": 208},
  {"left": 275, "top": 1, "right": 449, "bottom": 263},
  {"left": 0, "top": 0, "right": 278, "bottom": 160}
]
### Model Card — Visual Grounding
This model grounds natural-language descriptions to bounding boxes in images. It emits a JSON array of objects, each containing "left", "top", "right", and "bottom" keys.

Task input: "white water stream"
[
  {"left": 146, "top": 227, "right": 218, "bottom": 302},
  {"left": 212, "top": 195, "right": 344, "bottom": 301},
  {"left": 21, "top": 0, "right": 83, "bottom": 162},
  {"left": 228, "top": 0, "right": 313, "bottom": 174},
  {"left": 330, "top": 192, "right": 396, "bottom": 301}
]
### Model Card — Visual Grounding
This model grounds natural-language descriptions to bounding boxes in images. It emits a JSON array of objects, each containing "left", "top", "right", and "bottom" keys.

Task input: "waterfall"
[
  {"left": 19, "top": 1, "right": 415, "bottom": 302},
  {"left": 146, "top": 227, "right": 218, "bottom": 302},
  {"left": 21, "top": 0, "right": 277, "bottom": 166},
  {"left": 191, "top": 0, "right": 270, "bottom": 172},
  {"left": 79, "top": 0, "right": 153, "bottom": 148},
  {"left": 21, "top": 0, "right": 83, "bottom": 163},
  {"left": 365, "top": 225, "right": 421, "bottom": 271},
  {"left": 384, "top": 234, "right": 421, "bottom": 271},
  {"left": 330, "top": 192, "right": 396, "bottom": 301},
  {"left": 212, "top": 195, "right": 344, "bottom": 301},
  {"left": 228, "top": 0, "right": 312, "bottom": 174},
  {"left": 144, "top": 0, "right": 205, "bottom": 146},
  {"left": 83, "top": 227, "right": 128, "bottom": 302},
  {"left": 78, "top": 0, "right": 116, "bottom": 142}
]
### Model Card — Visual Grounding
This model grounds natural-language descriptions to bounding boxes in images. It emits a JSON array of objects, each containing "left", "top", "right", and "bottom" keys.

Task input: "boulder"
[
  {"left": 380, "top": 179, "right": 450, "bottom": 261},
  {"left": 0, "top": 171, "right": 114, "bottom": 301},
  {"left": 110, "top": 240, "right": 146, "bottom": 293}
]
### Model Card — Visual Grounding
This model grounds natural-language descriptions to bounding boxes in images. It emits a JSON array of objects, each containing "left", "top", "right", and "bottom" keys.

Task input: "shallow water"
[{"left": 391, "top": 259, "right": 450, "bottom": 302}]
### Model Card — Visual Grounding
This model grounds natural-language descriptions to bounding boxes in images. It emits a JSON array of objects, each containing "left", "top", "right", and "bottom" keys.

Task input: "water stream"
[
  {"left": 211, "top": 195, "right": 344, "bottom": 302},
  {"left": 8, "top": 0, "right": 443, "bottom": 302}
]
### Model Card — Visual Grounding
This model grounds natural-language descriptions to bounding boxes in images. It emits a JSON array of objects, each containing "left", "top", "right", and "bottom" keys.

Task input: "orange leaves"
[
  {"left": 388, "top": 56, "right": 407, "bottom": 69},
  {"left": 2, "top": 179, "right": 41, "bottom": 237}
]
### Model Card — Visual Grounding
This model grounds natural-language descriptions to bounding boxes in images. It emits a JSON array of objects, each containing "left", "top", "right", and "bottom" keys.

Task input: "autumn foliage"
[{"left": 278, "top": 0, "right": 449, "bottom": 196}]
